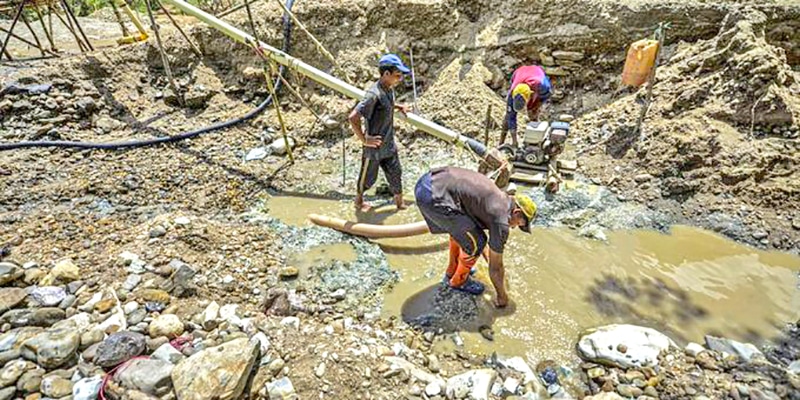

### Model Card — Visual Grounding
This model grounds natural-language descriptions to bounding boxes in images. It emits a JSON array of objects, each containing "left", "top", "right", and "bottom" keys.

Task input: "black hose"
[{"left": 0, "top": 0, "right": 295, "bottom": 152}]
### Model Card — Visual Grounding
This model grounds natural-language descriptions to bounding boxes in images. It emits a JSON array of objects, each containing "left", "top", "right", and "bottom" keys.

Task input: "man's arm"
[
  {"left": 527, "top": 99, "right": 541, "bottom": 121},
  {"left": 488, "top": 249, "right": 508, "bottom": 307}
]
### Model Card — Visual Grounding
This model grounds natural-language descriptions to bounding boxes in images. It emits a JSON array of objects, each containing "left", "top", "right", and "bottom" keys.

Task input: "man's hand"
[
  {"left": 488, "top": 249, "right": 508, "bottom": 309},
  {"left": 362, "top": 135, "right": 382, "bottom": 148},
  {"left": 395, "top": 104, "right": 411, "bottom": 115}
]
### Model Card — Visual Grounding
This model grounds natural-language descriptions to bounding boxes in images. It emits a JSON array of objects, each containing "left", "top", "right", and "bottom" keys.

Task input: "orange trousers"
[{"left": 446, "top": 237, "right": 479, "bottom": 287}]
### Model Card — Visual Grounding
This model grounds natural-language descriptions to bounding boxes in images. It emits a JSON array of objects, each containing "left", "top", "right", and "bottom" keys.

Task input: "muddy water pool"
[{"left": 267, "top": 195, "right": 800, "bottom": 365}]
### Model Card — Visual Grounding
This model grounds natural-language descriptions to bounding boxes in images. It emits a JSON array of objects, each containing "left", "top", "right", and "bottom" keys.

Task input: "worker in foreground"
[
  {"left": 501, "top": 65, "right": 552, "bottom": 147},
  {"left": 349, "top": 54, "right": 411, "bottom": 212},
  {"left": 414, "top": 167, "right": 537, "bottom": 307}
]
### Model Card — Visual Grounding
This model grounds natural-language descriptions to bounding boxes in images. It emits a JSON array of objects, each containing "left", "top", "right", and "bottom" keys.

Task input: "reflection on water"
[{"left": 268, "top": 195, "right": 800, "bottom": 365}]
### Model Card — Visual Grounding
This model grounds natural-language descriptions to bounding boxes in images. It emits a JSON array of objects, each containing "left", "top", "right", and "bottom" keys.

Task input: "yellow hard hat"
[
  {"left": 511, "top": 84, "right": 532, "bottom": 112},
  {"left": 513, "top": 193, "right": 537, "bottom": 233}
]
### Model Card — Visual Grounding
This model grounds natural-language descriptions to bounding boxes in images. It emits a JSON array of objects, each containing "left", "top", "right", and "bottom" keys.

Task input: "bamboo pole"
[
  {"left": 0, "top": 26, "right": 59, "bottom": 56},
  {"left": 156, "top": 0, "right": 201, "bottom": 56},
  {"left": 20, "top": 12, "right": 47, "bottom": 57},
  {"left": 0, "top": 2, "right": 25, "bottom": 61},
  {"left": 145, "top": 0, "right": 182, "bottom": 106},
  {"left": 264, "top": 61, "right": 294, "bottom": 163},
  {"left": 33, "top": 3, "right": 57, "bottom": 51}
]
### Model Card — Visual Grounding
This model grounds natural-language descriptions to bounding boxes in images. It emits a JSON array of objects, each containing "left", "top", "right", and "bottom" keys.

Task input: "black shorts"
[
  {"left": 414, "top": 172, "right": 487, "bottom": 257},
  {"left": 358, "top": 151, "right": 403, "bottom": 196}
]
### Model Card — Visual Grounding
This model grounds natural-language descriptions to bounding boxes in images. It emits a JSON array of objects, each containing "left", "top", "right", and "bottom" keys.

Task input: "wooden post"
[
  {"left": 61, "top": 0, "right": 93, "bottom": 51},
  {"left": 33, "top": 3, "right": 57, "bottom": 51},
  {"left": 20, "top": 11, "right": 47, "bottom": 57}
]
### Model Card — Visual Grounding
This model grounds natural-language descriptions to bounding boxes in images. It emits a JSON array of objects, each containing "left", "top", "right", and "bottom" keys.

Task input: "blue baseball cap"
[{"left": 378, "top": 54, "right": 410, "bottom": 74}]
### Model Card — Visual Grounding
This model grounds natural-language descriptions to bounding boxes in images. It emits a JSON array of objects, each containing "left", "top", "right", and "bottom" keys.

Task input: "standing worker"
[
  {"left": 349, "top": 54, "right": 412, "bottom": 212},
  {"left": 501, "top": 65, "right": 552, "bottom": 147},
  {"left": 414, "top": 166, "right": 537, "bottom": 307}
]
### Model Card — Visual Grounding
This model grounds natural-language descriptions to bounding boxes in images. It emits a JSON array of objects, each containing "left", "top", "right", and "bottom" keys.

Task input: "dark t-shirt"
[
  {"left": 430, "top": 167, "right": 512, "bottom": 253},
  {"left": 355, "top": 82, "right": 396, "bottom": 160}
]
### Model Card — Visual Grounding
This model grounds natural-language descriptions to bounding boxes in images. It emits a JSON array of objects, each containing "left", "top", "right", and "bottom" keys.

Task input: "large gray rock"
[
  {"left": 1, "top": 307, "right": 65, "bottom": 327},
  {"left": 0, "top": 288, "right": 27, "bottom": 311},
  {"left": 41, "top": 374, "right": 74, "bottom": 398},
  {"left": 20, "top": 327, "right": 80, "bottom": 368},
  {"left": 0, "top": 327, "right": 44, "bottom": 352},
  {"left": 705, "top": 336, "right": 764, "bottom": 362},
  {"left": 73, "top": 376, "right": 103, "bottom": 400},
  {"left": 172, "top": 338, "right": 259, "bottom": 400},
  {"left": 95, "top": 331, "right": 146, "bottom": 368},
  {"left": 29, "top": 286, "right": 68, "bottom": 307},
  {"left": 577, "top": 324, "right": 675, "bottom": 368},
  {"left": 0, "top": 262, "right": 23, "bottom": 285},
  {"left": 116, "top": 358, "right": 174, "bottom": 395},
  {"left": 445, "top": 369, "right": 496, "bottom": 400}
]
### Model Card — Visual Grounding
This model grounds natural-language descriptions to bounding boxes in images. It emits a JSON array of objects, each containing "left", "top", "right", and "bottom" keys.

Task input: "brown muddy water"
[{"left": 267, "top": 195, "right": 800, "bottom": 365}]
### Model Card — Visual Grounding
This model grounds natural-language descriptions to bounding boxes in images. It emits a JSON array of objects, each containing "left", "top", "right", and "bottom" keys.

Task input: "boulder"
[
  {"left": 171, "top": 338, "right": 259, "bottom": 400},
  {"left": 577, "top": 324, "right": 675, "bottom": 368}
]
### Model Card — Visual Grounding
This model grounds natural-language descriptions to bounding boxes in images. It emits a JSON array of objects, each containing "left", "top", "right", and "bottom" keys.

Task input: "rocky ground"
[{"left": 2, "top": 0, "right": 800, "bottom": 398}]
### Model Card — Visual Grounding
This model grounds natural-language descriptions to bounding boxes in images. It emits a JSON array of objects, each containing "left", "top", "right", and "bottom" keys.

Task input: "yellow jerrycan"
[{"left": 622, "top": 39, "right": 659, "bottom": 87}]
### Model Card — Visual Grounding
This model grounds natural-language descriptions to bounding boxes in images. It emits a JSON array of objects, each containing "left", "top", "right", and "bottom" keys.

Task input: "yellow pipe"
[{"left": 117, "top": 0, "right": 148, "bottom": 40}]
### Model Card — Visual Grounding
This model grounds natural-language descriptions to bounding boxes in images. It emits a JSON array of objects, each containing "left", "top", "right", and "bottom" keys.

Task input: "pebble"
[
  {"left": 280, "top": 317, "right": 300, "bottom": 329},
  {"left": 0, "top": 359, "right": 30, "bottom": 387},
  {"left": 80, "top": 329, "right": 106, "bottom": 349},
  {"left": 269, "top": 358, "right": 285, "bottom": 376},
  {"left": 425, "top": 382, "right": 442, "bottom": 396},
  {"left": 149, "top": 226, "right": 167, "bottom": 238},
  {"left": 28, "top": 286, "right": 67, "bottom": 307},
  {"left": 0, "top": 288, "right": 27, "bottom": 311},
  {"left": 20, "top": 328, "right": 79, "bottom": 368},
  {"left": 123, "top": 275, "right": 142, "bottom": 291},
  {"left": 279, "top": 267, "right": 299, "bottom": 280},
  {"left": 17, "top": 368, "right": 44, "bottom": 393},
  {"left": 94, "top": 331, "right": 146, "bottom": 368},
  {"left": 149, "top": 314, "right": 184, "bottom": 338},
  {"left": 151, "top": 342, "right": 186, "bottom": 364},
  {"left": 315, "top": 362, "right": 326, "bottom": 377},
  {"left": 266, "top": 377, "right": 295, "bottom": 399},
  {"left": 73, "top": 376, "right": 103, "bottom": 400},
  {"left": 41, "top": 375, "right": 74, "bottom": 398},
  {"left": 427, "top": 355, "right": 440, "bottom": 373}
]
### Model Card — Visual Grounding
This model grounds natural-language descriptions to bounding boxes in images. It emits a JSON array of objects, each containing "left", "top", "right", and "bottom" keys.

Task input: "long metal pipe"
[{"left": 159, "top": 0, "right": 485, "bottom": 154}]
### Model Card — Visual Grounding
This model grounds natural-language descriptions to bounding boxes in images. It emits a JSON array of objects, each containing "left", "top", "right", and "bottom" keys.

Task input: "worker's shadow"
[{"left": 400, "top": 282, "right": 516, "bottom": 334}]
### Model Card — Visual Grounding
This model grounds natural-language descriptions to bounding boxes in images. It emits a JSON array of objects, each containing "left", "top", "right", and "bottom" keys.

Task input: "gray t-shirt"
[
  {"left": 355, "top": 82, "right": 397, "bottom": 160},
  {"left": 431, "top": 167, "right": 512, "bottom": 253}
]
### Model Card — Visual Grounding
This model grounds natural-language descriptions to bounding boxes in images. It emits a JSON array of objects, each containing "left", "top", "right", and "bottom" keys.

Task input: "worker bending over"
[
  {"left": 501, "top": 65, "right": 552, "bottom": 147},
  {"left": 349, "top": 54, "right": 411, "bottom": 212},
  {"left": 414, "top": 167, "right": 537, "bottom": 308}
]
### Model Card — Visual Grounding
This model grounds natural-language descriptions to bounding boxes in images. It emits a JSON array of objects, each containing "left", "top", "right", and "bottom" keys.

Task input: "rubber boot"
[
  {"left": 443, "top": 237, "right": 476, "bottom": 285},
  {"left": 448, "top": 250, "right": 484, "bottom": 295}
]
